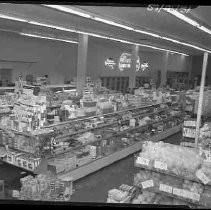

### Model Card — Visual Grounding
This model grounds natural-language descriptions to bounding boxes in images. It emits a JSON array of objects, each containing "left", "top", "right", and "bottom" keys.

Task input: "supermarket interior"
[{"left": 0, "top": 2, "right": 211, "bottom": 208}]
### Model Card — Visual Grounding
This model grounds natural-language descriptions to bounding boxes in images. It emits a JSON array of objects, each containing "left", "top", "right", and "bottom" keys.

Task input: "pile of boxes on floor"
[
  {"left": 12, "top": 174, "right": 73, "bottom": 201},
  {"left": 107, "top": 184, "right": 137, "bottom": 203}
]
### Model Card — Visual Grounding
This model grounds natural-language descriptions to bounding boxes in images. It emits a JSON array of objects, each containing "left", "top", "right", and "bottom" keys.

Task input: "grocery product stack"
[
  {"left": 199, "top": 122, "right": 211, "bottom": 150},
  {"left": 0, "top": 94, "right": 14, "bottom": 114},
  {"left": 12, "top": 174, "right": 73, "bottom": 201},
  {"left": 107, "top": 184, "right": 137, "bottom": 203},
  {"left": 134, "top": 141, "right": 211, "bottom": 207},
  {"left": 0, "top": 88, "right": 47, "bottom": 132},
  {"left": 187, "top": 90, "right": 211, "bottom": 118}
]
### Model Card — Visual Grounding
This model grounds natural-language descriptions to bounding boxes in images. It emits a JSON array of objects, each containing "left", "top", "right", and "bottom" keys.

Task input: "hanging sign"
[
  {"left": 105, "top": 58, "right": 116, "bottom": 69},
  {"left": 118, "top": 53, "right": 140, "bottom": 72},
  {"left": 141, "top": 62, "right": 149, "bottom": 71}
]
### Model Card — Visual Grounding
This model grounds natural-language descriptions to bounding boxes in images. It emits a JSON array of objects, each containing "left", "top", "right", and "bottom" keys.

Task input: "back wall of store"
[{"left": 0, "top": 32, "right": 192, "bottom": 85}]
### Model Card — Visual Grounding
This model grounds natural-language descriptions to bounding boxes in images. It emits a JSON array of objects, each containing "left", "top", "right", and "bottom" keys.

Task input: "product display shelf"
[
  {"left": 134, "top": 184, "right": 207, "bottom": 208},
  {"left": 43, "top": 105, "right": 154, "bottom": 129},
  {"left": 57, "top": 125, "right": 181, "bottom": 181},
  {"left": 0, "top": 111, "right": 12, "bottom": 116},
  {"left": 0, "top": 154, "right": 48, "bottom": 174},
  {"left": 43, "top": 101, "right": 176, "bottom": 129},
  {"left": 50, "top": 113, "right": 182, "bottom": 157},
  {"left": 53, "top": 107, "right": 170, "bottom": 142},
  {"left": 134, "top": 162, "right": 211, "bottom": 188},
  {"left": 112, "top": 114, "right": 182, "bottom": 138}
]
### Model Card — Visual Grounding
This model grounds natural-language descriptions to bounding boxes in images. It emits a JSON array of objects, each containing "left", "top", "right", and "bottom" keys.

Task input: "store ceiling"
[{"left": 0, "top": 3, "right": 210, "bottom": 56}]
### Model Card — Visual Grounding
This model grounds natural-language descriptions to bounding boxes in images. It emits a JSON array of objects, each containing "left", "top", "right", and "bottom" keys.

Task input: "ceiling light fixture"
[
  {"left": 0, "top": 12, "right": 188, "bottom": 56},
  {"left": 164, "top": 9, "right": 211, "bottom": 36},
  {"left": 43, "top": 4, "right": 92, "bottom": 18},
  {"left": 20, "top": 32, "right": 78, "bottom": 44},
  {"left": 43, "top": 4, "right": 210, "bottom": 54},
  {"left": 0, "top": 13, "right": 28, "bottom": 22}
]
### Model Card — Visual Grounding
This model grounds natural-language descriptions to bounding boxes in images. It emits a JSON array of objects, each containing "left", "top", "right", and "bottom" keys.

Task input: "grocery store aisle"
[
  {"left": 70, "top": 132, "right": 182, "bottom": 203},
  {"left": 0, "top": 132, "right": 182, "bottom": 202}
]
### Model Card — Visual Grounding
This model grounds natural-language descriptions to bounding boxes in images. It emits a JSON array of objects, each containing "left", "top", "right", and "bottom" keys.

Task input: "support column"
[
  {"left": 129, "top": 45, "right": 139, "bottom": 89},
  {"left": 161, "top": 52, "right": 169, "bottom": 87},
  {"left": 76, "top": 34, "right": 89, "bottom": 94},
  {"left": 195, "top": 52, "right": 209, "bottom": 147}
]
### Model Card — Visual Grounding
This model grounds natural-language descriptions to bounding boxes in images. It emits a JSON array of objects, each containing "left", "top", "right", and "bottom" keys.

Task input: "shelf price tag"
[
  {"left": 181, "top": 189, "right": 190, "bottom": 199},
  {"left": 173, "top": 188, "right": 183, "bottom": 197},
  {"left": 154, "top": 160, "right": 167, "bottom": 170},
  {"left": 129, "top": 119, "right": 136, "bottom": 127},
  {"left": 196, "top": 169, "right": 210, "bottom": 185},
  {"left": 136, "top": 157, "right": 150, "bottom": 166},
  {"left": 183, "top": 190, "right": 200, "bottom": 201},
  {"left": 141, "top": 180, "right": 154, "bottom": 189},
  {"left": 159, "top": 184, "right": 172, "bottom": 194}
]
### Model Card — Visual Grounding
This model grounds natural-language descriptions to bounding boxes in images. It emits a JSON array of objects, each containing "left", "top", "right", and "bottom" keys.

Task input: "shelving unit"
[
  {"left": 58, "top": 125, "right": 181, "bottom": 181},
  {"left": 0, "top": 101, "right": 182, "bottom": 180},
  {"left": 134, "top": 149, "right": 211, "bottom": 208}
]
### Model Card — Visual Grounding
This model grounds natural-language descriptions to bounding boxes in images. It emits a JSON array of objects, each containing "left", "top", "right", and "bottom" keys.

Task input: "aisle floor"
[{"left": 0, "top": 132, "right": 182, "bottom": 202}]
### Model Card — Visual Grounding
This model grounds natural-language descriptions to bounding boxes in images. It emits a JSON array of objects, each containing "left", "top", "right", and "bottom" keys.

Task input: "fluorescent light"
[
  {"left": 134, "top": 29, "right": 161, "bottom": 38},
  {"left": 43, "top": 5, "right": 210, "bottom": 54},
  {"left": 164, "top": 9, "right": 211, "bottom": 38},
  {"left": 44, "top": 5, "right": 92, "bottom": 18},
  {"left": 93, "top": 17, "right": 134, "bottom": 30},
  {"left": 0, "top": 12, "right": 188, "bottom": 56},
  {"left": 0, "top": 13, "right": 27, "bottom": 22},
  {"left": 198, "top": 25, "right": 211, "bottom": 35},
  {"left": 164, "top": 9, "right": 200, "bottom": 27},
  {"left": 20, "top": 32, "right": 78, "bottom": 44}
]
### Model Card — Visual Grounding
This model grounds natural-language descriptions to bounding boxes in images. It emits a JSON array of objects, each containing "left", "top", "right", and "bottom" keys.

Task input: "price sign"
[
  {"left": 173, "top": 188, "right": 183, "bottom": 197},
  {"left": 141, "top": 180, "right": 154, "bottom": 189},
  {"left": 129, "top": 119, "right": 136, "bottom": 127},
  {"left": 154, "top": 160, "right": 167, "bottom": 170},
  {"left": 183, "top": 127, "right": 196, "bottom": 138},
  {"left": 183, "top": 120, "right": 197, "bottom": 127},
  {"left": 181, "top": 189, "right": 190, "bottom": 198},
  {"left": 159, "top": 184, "right": 172, "bottom": 194},
  {"left": 196, "top": 169, "right": 210, "bottom": 184},
  {"left": 183, "top": 190, "right": 200, "bottom": 201},
  {"left": 136, "top": 157, "right": 150, "bottom": 166}
]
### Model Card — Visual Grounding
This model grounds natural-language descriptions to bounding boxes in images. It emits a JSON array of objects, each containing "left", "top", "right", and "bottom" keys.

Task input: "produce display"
[
  {"left": 107, "top": 184, "right": 137, "bottom": 203},
  {"left": 199, "top": 122, "right": 211, "bottom": 149},
  {"left": 133, "top": 168, "right": 211, "bottom": 207},
  {"left": 131, "top": 191, "right": 196, "bottom": 207},
  {"left": 134, "top": 141, "right": 211, "bottom": 208},
  {"left": 12, "top": 174, "right": 73, "bottom": 201}
]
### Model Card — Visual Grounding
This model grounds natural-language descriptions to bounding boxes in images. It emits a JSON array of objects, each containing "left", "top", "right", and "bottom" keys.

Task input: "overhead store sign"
[
  {"left": 104, "top": 58, "right": 116, "bottom": 69},
  {"left": 141, "top": 62, "right": 149, "bottom": 71},
  {"left": 119, "top": 53, "right": 140, "bottom": 72},
  {"left": 105, "top": 53, "right": 149, "bottom": 72}
]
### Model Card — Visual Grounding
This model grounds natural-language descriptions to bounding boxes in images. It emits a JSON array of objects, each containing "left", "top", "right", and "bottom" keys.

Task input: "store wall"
[
  {"left": 87, "top": 39, "right": 192, "bottom": 82},
  {"left": 0, "top": 32, "right": 192, "bottom": 86},
  {"left": 0, "top": 32, "right": 77, "bottom": 85}
]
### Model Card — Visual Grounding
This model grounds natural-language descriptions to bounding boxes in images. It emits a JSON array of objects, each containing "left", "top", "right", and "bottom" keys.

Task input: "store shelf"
[
  {"left": 57, "top": 125, "right": 181, "bottom": 181},
  {"left": 134, "top": 162, "right": 210, "bottom": 188},
  {"left": 54, "top": 107, "right": 171, "bottom": 142},
  {"left": 43, "top": 102, "right": 175, "bottom": 129},
  {"left": 134, "top": 184, "right": 206, "bottom": 207},
  {"left": 52, "top": 114, "right": 182, "bottom": 158},
  {"left": 0, "top": 155, "right": 48, "bottom": 174}
]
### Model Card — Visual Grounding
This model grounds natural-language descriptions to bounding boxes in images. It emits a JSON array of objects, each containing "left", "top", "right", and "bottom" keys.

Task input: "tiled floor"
[{"left": 0, "top": 132, "right": 182, "bottom": 202}]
